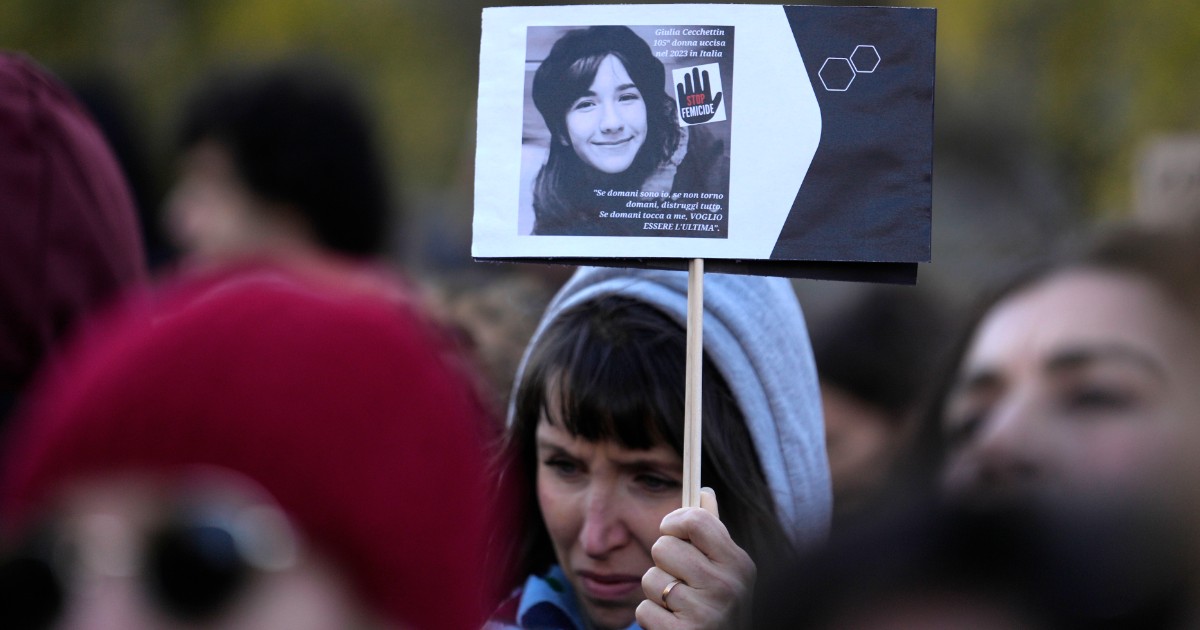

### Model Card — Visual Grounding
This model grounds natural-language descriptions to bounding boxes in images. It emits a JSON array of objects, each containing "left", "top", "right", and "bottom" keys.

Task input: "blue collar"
[{"left": 516, "top": 566, "right": 642, "bottom": 630}]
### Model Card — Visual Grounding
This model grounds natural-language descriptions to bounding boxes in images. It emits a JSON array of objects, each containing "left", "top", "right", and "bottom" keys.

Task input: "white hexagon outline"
[
  {"left": 818, "top": 57, "right": 856, "bottom": 92},
  {"left": 850, "top": 45, "right": 880, "bottom": 74}
]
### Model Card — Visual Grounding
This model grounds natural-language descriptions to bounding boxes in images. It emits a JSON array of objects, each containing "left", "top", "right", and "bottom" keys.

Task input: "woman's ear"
[{"left": 559, "top": 136, "right": 570, "bottom": 147}]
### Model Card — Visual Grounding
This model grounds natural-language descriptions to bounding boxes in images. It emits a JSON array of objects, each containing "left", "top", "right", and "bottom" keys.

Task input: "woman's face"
[
  {"left": 165, "top": 141, "right": 312, "bottom": 264},
  {"left": 535, "top": 412, "right": 681, "bottom": 629},
  {"left": 564, "top": 54, "right": 648, "bottom": 175},
  {"left": 940, "top": 269, "right": 1200, "bottom": 508},
  {"left": 166, "top": 141, "right": 270, "bottom": 261}
]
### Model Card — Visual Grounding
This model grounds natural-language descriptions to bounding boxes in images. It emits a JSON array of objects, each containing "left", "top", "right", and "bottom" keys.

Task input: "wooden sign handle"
[{"left": 683, "top": 258, "right": 704, "bottom": 508}]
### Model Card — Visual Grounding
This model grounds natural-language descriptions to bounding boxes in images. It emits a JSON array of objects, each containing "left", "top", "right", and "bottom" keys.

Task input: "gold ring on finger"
[{"left": 661, "top": 578, "right": 684, "bottom": 612}]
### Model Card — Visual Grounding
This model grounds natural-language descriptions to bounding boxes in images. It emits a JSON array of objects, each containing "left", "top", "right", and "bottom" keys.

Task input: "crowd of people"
[{"left": 2, "top": 32, "right": 1200, "bottom": 630}]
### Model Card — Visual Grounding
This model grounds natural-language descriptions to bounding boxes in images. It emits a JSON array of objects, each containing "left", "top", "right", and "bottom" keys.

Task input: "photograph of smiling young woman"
[{"left": 523, "top": 26, "right": 728, "bottom": 236}]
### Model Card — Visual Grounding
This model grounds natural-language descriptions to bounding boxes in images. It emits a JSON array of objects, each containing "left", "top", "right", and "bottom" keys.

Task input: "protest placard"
[
  {"left": 474, "top": 4, "right": 936, "bottom": 506},
  {"left": 474, "top": 4, "right": 935, "bottom": 283}
]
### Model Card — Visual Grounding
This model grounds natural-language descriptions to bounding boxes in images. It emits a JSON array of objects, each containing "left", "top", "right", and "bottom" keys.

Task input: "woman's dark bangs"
[
  {"left": 525, "top": 299, "right": 685, "bottom": 453},
  {"left": 556, "top": 333, "right": 679, "bottom": 451},
  {"left": 562, "top": 50, "right": 648, "bottom": 110},
  {"left": 562, "top": 54, "right": 606, "bottom": 105}
]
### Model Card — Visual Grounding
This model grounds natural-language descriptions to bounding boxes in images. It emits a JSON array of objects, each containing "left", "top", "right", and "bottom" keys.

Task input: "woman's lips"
[
  {"left": 593, "top": 137, "right": 633, "bottom": 147},
  {"left": 577, "top": 570, "right": 642, "bottom": 599}
]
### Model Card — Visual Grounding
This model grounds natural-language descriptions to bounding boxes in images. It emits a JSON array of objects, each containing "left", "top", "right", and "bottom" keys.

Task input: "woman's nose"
[
  {"left": 598, "top": 101, "right": 624, "bottom": 133},
  {"left": 579, "top": 487, "right": 631, "bottom": 557},
  {"left": 964, "top": 395, "right": 1049, "bottom": 499}
]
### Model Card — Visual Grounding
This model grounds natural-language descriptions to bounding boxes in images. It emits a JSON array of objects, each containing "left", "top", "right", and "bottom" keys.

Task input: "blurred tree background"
[{"left": 4, "top": 0, "right": 1200, "bottom": 294}]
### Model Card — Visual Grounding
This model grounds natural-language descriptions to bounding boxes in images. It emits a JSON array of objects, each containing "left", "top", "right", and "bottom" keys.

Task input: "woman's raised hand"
[{"left": 636, "top": 488, "right": 756, "bottom": 630}]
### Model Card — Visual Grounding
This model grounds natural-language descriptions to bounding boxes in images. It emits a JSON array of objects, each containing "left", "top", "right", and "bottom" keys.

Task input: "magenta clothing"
[{"left": 0, "top": 52, "right": 146, "bottom": 396}]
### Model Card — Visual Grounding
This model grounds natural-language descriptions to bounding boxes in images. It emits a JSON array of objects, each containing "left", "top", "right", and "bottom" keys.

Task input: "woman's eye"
[
  {"left": 618, "top": 91, "right": 642, "bottom": 102},
  {"left": 943, "top": 411, "right": 986, "bottom": 450},
  {"left": 636, "top": 474, "right": 680, "bottom": 493},
  {"left": 571, "top": 99, "right": 596, "bottom": 111},
  {"left": 544, "top": 457, "right": 582, "bottom": 477},
  {"left": 1064, "top": 387, "right": 1137, "bottom": 414}
]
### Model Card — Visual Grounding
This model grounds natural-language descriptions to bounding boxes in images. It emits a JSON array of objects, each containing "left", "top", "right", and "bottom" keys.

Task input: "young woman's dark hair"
[
  {"left": 178, "top": 57, "right": 393, "bottom": 256},
  {"left": 530, "top": 26, "right": 681, "bottom": 234},
  {"left": 502, "top": 293, "right": 792, "bottom": 587}
]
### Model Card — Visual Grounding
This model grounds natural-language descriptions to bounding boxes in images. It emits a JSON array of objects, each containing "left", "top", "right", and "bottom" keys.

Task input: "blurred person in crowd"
[
  {"left": 933, "top": 224, "right": 1200, "bottom": 511},
  {"left": 1134, "top": 135, "right": 1200, "bottom": 231},
  {"left": 0, "top": 263, "right": 504, "bottom": 629},
  {"left": 757, "top": 217, "right": 1200, "bottom": 630},
  {"left": 0, "top": 52, "right": 147, "bottom": 427},
  {"left": 913, "top": 224, "right": 1200, "bottom": 625},
  {"left": 525, "top": 26, "right": 727, "bottom": 236},
  {"left": 488, "top": 267, "right": 830, "bottom": 630},
  {"left": 166, "top": 57, "right": 394, "bottom": 267},
  {"left": 806, "top": 284, "right": 954, "bottom": 530}
]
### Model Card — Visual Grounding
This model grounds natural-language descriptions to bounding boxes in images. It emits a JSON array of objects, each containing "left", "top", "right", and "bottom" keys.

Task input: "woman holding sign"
[
  {"left": 488, "top": 267, "right": 831, "bottom": 629},
  {"left": 528, "top": 26, "right": 728, "bottom": 236}
]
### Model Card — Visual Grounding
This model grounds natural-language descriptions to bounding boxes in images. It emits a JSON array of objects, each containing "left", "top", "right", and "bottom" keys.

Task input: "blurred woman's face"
[
  {"left": 564, "top": 55, "right": 648, "bottom": 175},
  {"left": 8, "top": 472, "right": 387, "bottom": 630},
  {"left": 165, "top": 141, "right": 271, "bottom": 261},
  {"left": 535, "top": 410, "right": 681, "bottom": 629},
  {"left": 165, "top": 141, "right": 314, "bottom": 265},
  {"left": 940, "top": 269, "right": 1200, "bottom": 508}
]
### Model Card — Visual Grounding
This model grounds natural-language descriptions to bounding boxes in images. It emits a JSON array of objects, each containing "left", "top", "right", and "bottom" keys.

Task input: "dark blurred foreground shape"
[{"left": 757, "top": 498, "right": 1196, "bottom": 630}]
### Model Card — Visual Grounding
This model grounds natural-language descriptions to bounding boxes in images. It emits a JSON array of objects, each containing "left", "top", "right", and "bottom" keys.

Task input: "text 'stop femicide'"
[{"left": 474, "top": 4, "right": 935, "bottom": 283}]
